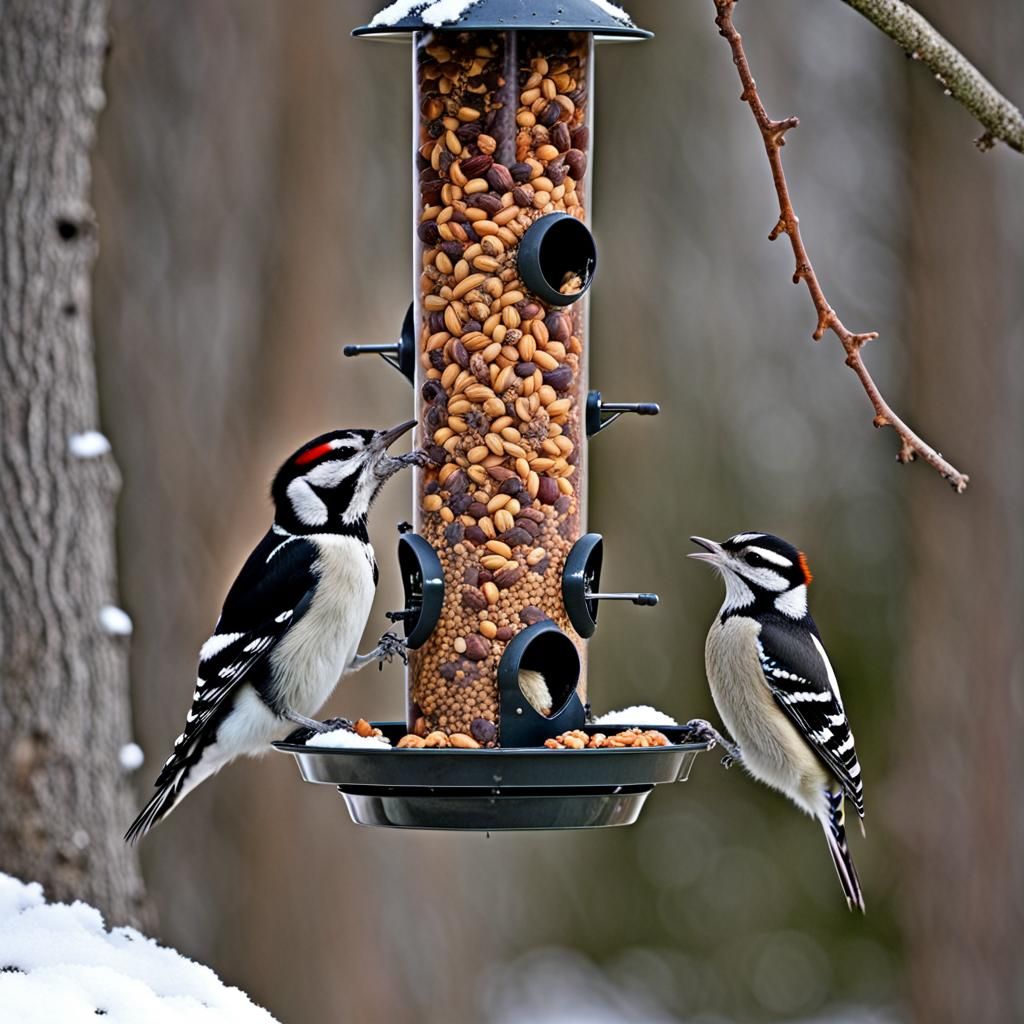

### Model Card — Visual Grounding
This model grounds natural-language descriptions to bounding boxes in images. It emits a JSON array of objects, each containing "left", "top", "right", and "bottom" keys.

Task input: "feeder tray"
[{"left": 275, "top": 723, "right": 711, "bottom": 831}]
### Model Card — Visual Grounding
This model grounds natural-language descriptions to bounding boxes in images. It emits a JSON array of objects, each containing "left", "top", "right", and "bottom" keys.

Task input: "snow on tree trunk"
[{"left": 0, "top": 0, "right": 148, "bottom": 926}]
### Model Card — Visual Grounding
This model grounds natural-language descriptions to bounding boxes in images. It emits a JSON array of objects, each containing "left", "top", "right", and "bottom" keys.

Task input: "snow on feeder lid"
[{"left": 353, "top": 0, "right": 652, "bottom": 40}]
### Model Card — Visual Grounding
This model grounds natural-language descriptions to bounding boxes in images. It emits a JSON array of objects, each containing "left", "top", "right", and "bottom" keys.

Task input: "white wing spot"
[
  {"left": 781, "top": 690, "right": 832, "bottom": 704},
  {"left": 275, "top": 610, "right": 293, "bottom": 623},
  {"left": 199, "top": 632, "right": 244, "bottom": 662}
]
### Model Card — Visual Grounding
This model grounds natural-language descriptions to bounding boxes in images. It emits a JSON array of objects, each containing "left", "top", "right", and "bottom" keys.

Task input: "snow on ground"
[
  {"left": 0, "top": 874, "right": 278, "bottom": 1024},
  {"left": 68, "top": 431, "right": 112, "bottom": 458},
  {"left": 593, "top": 705, "right": 678, "bottom": 727}
]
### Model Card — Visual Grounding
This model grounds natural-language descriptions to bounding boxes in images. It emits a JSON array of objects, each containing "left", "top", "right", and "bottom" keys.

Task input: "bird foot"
[
  {"left": 399, "top": 449, "right": 432, "bottom": 469},
  {"left": 282, "top": 711, "right": 353, "bottom": 744},
  {"left": 373, "top": 631, "right": 409, "bottom": 670},
  {"left": 683, "top": 718, "right": 742, "bottom": 767},
  {"left": 318, "top": 716, "right": 355, "bottom": 734}
]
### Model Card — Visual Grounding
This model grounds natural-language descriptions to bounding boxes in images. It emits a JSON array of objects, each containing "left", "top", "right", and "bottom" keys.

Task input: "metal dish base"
[{"left": 274, "top": 723, "right": 710, "bottom": 832}]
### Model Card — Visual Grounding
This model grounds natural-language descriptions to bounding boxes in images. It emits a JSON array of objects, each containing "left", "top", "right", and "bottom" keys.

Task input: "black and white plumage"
[
  {"left": 126, "top": 422, "right": 423, "bottom": 842},
  {"left": 689, "top": 532, "right": 866, "bottom": 912}
]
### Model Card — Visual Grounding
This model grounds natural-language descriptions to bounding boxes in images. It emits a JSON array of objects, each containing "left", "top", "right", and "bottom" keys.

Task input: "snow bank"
[
  {"left": 593, "top": 705, "right": 678, "bottom": 727},
  {"left": 0, "top": 873, "right": 278, "bottom": 1024}
]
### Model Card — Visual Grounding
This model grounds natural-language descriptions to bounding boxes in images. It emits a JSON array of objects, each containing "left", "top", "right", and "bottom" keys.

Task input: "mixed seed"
[
  {"left": 411, "top": 32, "right": 592, "bottom": 743},
  {"left": 544, "top": 729, "right": 672, "bottom": 750}
]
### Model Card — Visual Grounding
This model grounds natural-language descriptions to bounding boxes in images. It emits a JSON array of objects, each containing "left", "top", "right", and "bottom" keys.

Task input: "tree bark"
[
  {"left": 0, "top": 0, "right": 149, "bottom": 926},
  {"left": 896, "top": 1, "right": 1024, "bottom": 1019}
]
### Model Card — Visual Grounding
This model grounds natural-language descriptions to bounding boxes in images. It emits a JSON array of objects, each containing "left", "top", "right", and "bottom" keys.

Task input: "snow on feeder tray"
[{"left": 275, "top": 0, "right": 712, "bottom": 831}]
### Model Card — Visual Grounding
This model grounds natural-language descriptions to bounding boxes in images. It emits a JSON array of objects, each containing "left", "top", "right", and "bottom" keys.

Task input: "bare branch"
[
  {"left": 712, "top": 0, "right": 969, "bottom": 492},
  {"left": 841, "top": 0, "right": 1024, "bottom": 154}
]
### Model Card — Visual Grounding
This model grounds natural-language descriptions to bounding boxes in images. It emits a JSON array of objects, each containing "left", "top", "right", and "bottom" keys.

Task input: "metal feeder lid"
[{"left": 354, "top": 1, "right": 652, "bottom": 40}]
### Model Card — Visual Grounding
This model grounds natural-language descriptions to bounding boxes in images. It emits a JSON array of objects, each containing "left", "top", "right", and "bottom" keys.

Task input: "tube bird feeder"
[{"left": 277, "top": 0, "right": 711, "bottom": 830}]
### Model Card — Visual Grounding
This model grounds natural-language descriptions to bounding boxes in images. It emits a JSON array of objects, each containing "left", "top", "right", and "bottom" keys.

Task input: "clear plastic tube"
[{"left": 410, "top": 30, "right": 594, "bottom": 745}]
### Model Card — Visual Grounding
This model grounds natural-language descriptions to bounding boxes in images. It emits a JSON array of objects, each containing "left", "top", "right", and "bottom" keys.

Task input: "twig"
[
  {"left": 840, "top": 0, "right": 1024, "bottom": 154},
  {"left": 712, "top": 0, "right": 969, "bottom": 492}
]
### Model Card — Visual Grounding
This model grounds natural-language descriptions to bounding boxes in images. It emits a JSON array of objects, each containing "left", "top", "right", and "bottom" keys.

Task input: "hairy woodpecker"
[
  {"left": 126, "top": 421, "right": 424, "bottom": 842},
  {"left": 689, "top": 532, "right": 866, "bottom": 912}
]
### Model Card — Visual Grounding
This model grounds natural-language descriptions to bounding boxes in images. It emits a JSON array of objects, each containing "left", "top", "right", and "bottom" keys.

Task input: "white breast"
[
  {"left": 269, "top": 534, "right": 376, "bottom": 717},
  {"left": 705, "top": 616, "right": 828, "bottom": 818}
]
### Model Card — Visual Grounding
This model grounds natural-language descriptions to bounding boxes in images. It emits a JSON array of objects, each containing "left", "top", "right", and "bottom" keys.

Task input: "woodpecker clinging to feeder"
[
  {"left": 126, "top": 422, "right": 425, "bottom": 842},
  {"left": 688, "top": 533, "right": 866, "bottom": 912}
]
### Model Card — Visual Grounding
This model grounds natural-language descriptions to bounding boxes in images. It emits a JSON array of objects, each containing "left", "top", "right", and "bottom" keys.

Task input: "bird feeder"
[{"left": 277, "top": 0, "right": 710, "bottom": 829}]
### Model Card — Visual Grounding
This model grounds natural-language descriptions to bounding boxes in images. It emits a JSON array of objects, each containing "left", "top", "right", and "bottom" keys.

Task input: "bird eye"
[{"left": 743, "top": 551, "right": 765, "bottom": 567}]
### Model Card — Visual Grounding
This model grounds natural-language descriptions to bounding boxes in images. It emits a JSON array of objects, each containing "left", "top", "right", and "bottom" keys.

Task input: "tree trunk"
[
  {"left": 0, "top": 0, "right": 149, "bottom": 926},
  {"left": 897, "top": 1, "right": 1024, "bottom": 1020}
]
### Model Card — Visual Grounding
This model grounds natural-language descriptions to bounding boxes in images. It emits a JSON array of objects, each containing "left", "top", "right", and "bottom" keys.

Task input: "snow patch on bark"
[{"left": 68, "top": 431, "right": 111, "bottom": 458}]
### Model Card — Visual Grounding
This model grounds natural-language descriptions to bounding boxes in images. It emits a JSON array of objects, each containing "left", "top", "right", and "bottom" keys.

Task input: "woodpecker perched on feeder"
[
  {"left": 126, "top": 422, "right": 424, "bottom": 842},
  {"left": 688, "top": 532, "right": 866, "bottom": 912}
]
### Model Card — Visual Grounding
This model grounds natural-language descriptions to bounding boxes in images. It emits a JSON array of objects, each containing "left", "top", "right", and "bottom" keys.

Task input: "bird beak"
[
  {"left": 375, "top": 419, "right": 416, "bottom": 450},
  {"left": 688, "top": 536, "right": 724, "bottom": 564}
]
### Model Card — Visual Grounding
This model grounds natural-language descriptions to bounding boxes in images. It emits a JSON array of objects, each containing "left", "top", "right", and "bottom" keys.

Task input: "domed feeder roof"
[{"left": 353, "top": 0, "right": 652, "bottom": 40}]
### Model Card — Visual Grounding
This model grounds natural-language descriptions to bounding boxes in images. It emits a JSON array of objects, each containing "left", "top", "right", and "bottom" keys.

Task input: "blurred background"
[{"left": 83, "top": 0, "right": 1022, "bottom": 1020}]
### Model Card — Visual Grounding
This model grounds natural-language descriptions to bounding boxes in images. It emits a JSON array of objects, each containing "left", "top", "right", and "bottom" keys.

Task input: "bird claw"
[
  {"left": 375, "top": 631, "right": 409, "bottom": 669},
  {"left": 399, "top": 449, "right": 432, "bottom": 468},
  {"left": 318, "top": 716, "right": 355, "bottom": 734},
  {"left": 683, "top": 718, "right": 742, "bottom": 767},
  {"left": 283, "top": 714, "right": 353, "bottom": 744}
]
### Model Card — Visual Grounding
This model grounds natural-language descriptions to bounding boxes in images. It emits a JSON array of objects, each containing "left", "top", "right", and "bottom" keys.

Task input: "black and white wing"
[
  {"left": 126, "top": 530, "right": 317, "bottom": 841},
  {"left": 756, "top": 614, "right": 865, "bottom": 817}
]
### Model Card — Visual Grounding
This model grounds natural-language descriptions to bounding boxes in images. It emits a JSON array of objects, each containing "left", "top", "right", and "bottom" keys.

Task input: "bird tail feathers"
[
  {"left": 124, "top": 761, "right": 215, "bottom": 843},
  {"left": 822, "top": 789, "right": 865, "bottom": 913}
]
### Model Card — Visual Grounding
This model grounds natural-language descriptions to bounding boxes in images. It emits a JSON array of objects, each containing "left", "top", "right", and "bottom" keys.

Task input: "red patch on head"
[
  {"left": 295, "top": 442, "right": 334, "bottom": 467},
  {"left": 797, "top": 552, "right": 814, "bottom": 586}
]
